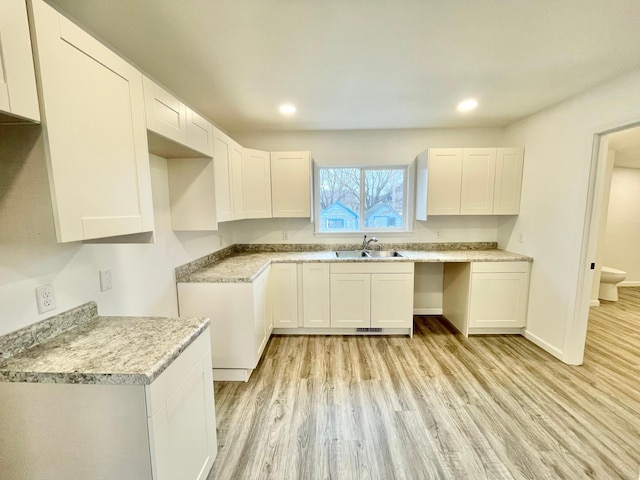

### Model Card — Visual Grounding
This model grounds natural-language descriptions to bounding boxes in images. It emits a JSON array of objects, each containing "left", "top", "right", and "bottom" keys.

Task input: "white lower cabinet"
[
  {"left": 269, "top": 263, "right": 299, "bottom": 328},
  {"left": 301, "top": 263, "right": 331, "bottom": 328},
  {"left": 370, "top": 273, "right": 415, "bottom": 328},
  {"left": 0, "top": 329, "right": 217, "bottom": 480},
  {"left": 330, "top": 273, "right": 371, "bottom": 328},
  {"left": 177, "top": 267, "right": 270, "bottom": 381},
  {"left": 329, "top": 262, "right": 414, "bottom": 331},
  {"left": 443, "top": 261, "right": 530, "bottom": 336}
]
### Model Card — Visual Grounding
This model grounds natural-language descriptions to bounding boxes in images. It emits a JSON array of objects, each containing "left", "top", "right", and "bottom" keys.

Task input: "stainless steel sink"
[
  {"left": 333, "top": 250, "right": 369, "bottom": 258},
  {"left": 366, "top": 250, "right": 404, "bottom": 258},
  {"left": 333, "top": 250, "right": 404, "bottom": 258}
]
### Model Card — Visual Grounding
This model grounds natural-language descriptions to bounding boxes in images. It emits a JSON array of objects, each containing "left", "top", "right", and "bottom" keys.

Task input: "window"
[{"left": 317, "top": 166, "right": 408, "bottom": 232}]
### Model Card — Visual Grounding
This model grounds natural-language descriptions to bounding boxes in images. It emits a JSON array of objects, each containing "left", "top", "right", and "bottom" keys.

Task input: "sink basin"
[
  {"left": 366, "top": 250, "right": 404, "bottom": 258},
  {"left": 333, "top": 250, "right": 404, "bottom": 258},
  {"left": 333, "top": 250, "right": 369, "bottom": 258}
]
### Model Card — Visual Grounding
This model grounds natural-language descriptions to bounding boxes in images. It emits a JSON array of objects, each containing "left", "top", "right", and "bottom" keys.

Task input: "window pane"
[
  {"left": 364, "top": 169, "right": 404, "bottom": 229},
  {"left": 319, "top": 168, "right": 360, "bottom": 232}
]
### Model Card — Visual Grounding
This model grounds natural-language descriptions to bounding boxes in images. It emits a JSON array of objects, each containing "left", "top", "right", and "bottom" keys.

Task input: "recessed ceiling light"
[
  {"left": 279, "top": 103, "right": 296, "bottom": 115},
  {"left": 457, "top": 98, "right": 478, "bottom": 112}
]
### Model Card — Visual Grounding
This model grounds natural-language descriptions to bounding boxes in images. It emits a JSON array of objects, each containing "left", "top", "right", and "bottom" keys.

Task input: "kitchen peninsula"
[{"left": 0, "top": 302, "right": 217, "bottom": 480}]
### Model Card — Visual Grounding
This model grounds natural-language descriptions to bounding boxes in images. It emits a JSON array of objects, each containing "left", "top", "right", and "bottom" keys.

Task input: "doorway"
[{"left": 570, "top": 122, "right": 640, "bottom": 364}]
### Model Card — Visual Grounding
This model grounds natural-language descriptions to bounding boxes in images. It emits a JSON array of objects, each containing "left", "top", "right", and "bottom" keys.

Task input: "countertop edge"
[{"left": 179, "top": 249, "right": 533, "bottom": 283}]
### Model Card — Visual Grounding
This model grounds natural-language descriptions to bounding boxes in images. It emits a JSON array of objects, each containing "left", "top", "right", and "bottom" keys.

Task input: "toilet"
[{"left": 599, "top": 266, "right": 627, "bottom": 302}]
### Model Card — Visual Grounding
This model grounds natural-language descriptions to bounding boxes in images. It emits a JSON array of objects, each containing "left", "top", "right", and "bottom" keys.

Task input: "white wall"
[
  {"left": 0, "top": 124, "right": 233, "bottom": 336},
  {"left": 232, "top": 127, "right": 505, "bottom": 245},
  {"left": 602, "top": 166, "right": 640, "bottom": 284},
  {"left": 499, "top": 68, "right": 640, "bottom": 363}
]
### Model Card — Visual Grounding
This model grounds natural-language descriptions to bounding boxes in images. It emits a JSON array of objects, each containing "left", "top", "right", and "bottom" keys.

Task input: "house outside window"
[{"left": 317, "top": 166, "right": 408, "bottom": 233}]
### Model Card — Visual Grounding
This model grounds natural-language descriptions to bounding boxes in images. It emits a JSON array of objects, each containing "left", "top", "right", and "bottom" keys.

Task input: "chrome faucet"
[{"left": 361, "top": 235, "right": 378, "bottom": 250}]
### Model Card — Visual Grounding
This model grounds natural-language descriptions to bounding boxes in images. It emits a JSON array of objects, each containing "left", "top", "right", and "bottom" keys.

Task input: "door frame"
[{"left": 566, "top": 118, "right": 640, "bottom": 365}]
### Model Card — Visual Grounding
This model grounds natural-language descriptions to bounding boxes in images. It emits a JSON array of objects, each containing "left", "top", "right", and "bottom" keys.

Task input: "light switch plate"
[{"left": 99, "top": 269, "right": 112, "bottom": 291}]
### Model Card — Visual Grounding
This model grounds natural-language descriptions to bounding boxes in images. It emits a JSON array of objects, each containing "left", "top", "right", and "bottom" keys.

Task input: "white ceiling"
[{"left": 48, "top": 0, "right": 640, "bottom": 133}]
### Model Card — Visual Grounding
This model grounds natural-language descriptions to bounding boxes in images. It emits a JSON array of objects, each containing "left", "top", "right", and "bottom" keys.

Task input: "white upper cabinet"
[
  {"left": 493, "top": 148, "right": 524, "bottom": 214},
  {"left": 417, "top": 147, "right": 524, "bottom": 218},
  {"left": 243, "top": 149, "right": 272, "bottom": 218},
  {"left": 28, "top": 0, "right": 154, "bottom": 242},
  {"left": 271, "top": 151, "right": 311, "bottom": 218},
  {"left": 213, "top": 129, "right": 234, "bottom": 222},
  {"left": 143, "top": 76, "right": 187, "bottom": 146},
  {"left": 230, "top": 141, "right": 246, "bottom": 220},
  {"left": 0, "top": 0, "right": 40, "bottom": 123},
  {"left": 186, "top": 109, "right": 214, "bottom": 157},
  {"left": 460, "top": 148, "right": 496, "bottom": 215},
  {"left": 426, "top": 148, "right": 463, "bottom": 215},
  {"left": 143, "top": 76, "right": 213, "bottom": 158}
]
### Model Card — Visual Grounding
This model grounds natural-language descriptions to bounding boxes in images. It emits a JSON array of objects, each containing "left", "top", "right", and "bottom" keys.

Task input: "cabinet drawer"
[
  {"left": 330, "top": 262, "right": 414, "bottom": 274},
  {"left": 472, "top": 261, "right": 529, "bottom": 273}
]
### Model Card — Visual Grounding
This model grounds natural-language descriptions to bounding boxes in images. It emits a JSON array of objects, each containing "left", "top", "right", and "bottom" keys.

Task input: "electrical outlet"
[
  {"left": 36, "top": 284, "right": 56, "bottom": 314},
  {"left": 282, "top": 231, "right": 289, "bottom": 241},
  {"left": 518, "top": 232, "right": 524, "bottom": 243},
  {"left": 99, "top": 269, "right": 112, "bottom": 291}
]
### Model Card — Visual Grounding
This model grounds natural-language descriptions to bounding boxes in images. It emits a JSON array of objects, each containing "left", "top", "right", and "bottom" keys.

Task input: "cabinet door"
[
  {"left": 0, "top": 0, "right": 40, "bottom": 122},
  {"left": 493, "top": 148, "right": 524, "bottom": 215},
  {"left": 302, "top": 263, "right": 331, "bottom": 328},
  {"left": 231, "top": 142, "right": 246, "bottom": 220},
  {"left": 143, "top": 76, "right": 187, "bottom": 145},
  {"left": 253, "top": 269, "right": 270, "bottom": 362},
  {"left": 244, "top": 149, "right": 272, "bottom": 219},
  {"left": 469, "top": 272, "right": 529, "bottom": 328},
  {"left": 461, "top": 148, "right": 496, "bottom": 215},
  {"left": 427, "top": 148, "right": 463, "bottom": 215},
  {"left": 148, "top": 352, "right": 216, "bottom": 480},
  {"left": 330, "top": 274, "right": 370, "bottom": 328},
  {"left": 270, "top": 263, "right": 299, "bottom": 328},
  {"left": 213, "top": 130, "right": 234, "bottom": 222},
  {"left": 371, "top": 273, "right": 414, "bottom": 328},
  {"left": 186, "top": 108, "right": 214, "bottom": 157},
  {"left": 29, "top": 0, "right": 154, "bottom": 242},
  {"left": 271, "top": 151, "right": 311, "bottom": 217}
]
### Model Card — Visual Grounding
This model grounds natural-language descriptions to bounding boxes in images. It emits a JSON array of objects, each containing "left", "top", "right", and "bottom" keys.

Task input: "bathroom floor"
[{"left": 209, "top": 292, "right": 640, "bottom": 480}]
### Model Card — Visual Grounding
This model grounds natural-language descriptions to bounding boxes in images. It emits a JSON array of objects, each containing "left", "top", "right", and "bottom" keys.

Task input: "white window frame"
[{"left": 314, "top": 165, "right": 410, "bottom": 234}]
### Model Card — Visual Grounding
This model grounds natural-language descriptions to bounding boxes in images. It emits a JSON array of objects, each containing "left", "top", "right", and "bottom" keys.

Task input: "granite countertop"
[
  {"left": 181, "top": 248, "right": 532, "bottom": 283},
  {"left": 0, "top": 304, "right": 209, "bottom": 385}
]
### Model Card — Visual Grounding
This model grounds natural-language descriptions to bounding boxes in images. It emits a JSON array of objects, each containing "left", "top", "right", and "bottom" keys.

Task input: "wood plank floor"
[{"left": 208, "top": 289, "right": 640, "bottom": 480}]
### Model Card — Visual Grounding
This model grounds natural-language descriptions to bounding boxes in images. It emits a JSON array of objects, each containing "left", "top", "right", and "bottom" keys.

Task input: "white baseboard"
[
  {"left": 590, "top": 299, "right": 600, "bottom": 307},
  {"left": 212, "top": 368, "right": 252, "bottom": 382},
  {"left": 413, "top": 308, "right": 443, "bottom": 315},
  {"left": 523, "top": 330, "right": 563, "bottom": 361},
  {"left": 619, "top": 281, "right": 640, "bottom": 287}
]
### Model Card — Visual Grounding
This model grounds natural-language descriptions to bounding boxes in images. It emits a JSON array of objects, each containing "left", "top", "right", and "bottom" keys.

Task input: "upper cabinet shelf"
[
  {"left": 28, "top": 0, "right": 154, "bottom": 242},
  {"left": 416, "top": 147, "right": 524, "bottom": 219},
  {"left": 143, "top": 76, "right": 214, "bottom": 158},
  {"left": 0, "top": 0, "right": 40, "bottom": 123}
]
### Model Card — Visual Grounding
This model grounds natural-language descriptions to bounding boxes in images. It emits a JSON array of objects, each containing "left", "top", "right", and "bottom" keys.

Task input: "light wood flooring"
[{"left": 208, "top": 288, "right": 640, "bottom": 480}]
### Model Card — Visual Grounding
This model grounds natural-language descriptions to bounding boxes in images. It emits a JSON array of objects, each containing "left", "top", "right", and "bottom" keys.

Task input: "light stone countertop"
[
  {"left": 0, "top": 313, "right": 209, "bottom": 385},
  {"left": 181, "top": 249, "right": 532, "bottom": 283}
]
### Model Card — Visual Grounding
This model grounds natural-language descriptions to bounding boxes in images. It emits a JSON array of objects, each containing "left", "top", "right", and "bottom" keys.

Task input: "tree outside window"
[{"left": 318, "top": 167, "right": 407, "bottom": 232}]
